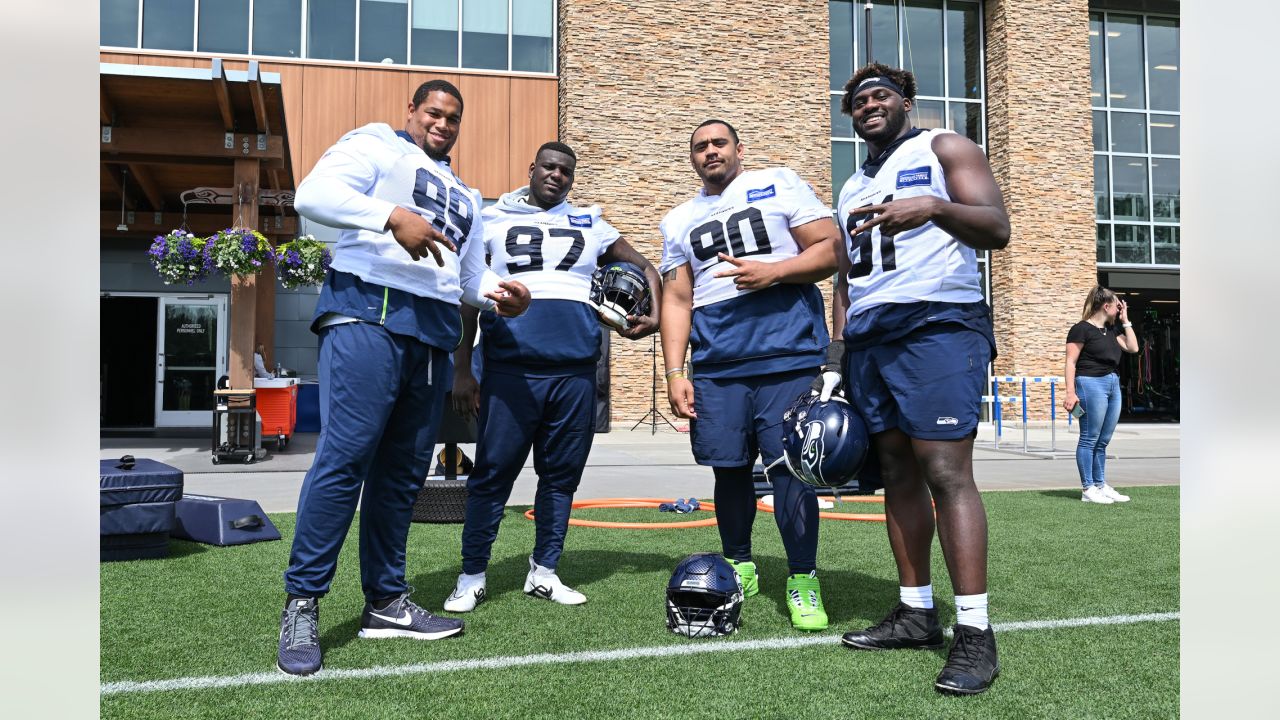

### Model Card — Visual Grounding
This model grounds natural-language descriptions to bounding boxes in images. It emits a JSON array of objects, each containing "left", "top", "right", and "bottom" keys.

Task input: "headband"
[{"left": 854, "top": 76, "right": 906, "bottom": 98}]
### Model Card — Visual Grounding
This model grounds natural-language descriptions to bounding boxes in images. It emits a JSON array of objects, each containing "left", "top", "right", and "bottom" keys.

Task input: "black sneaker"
[
  {"left": 935, "top": 624, "right": 1000, "bottom": 696},
  {"left": 358, "top": 589, "right": 465, "bottom": 640},
  {"left": 277, "top": 597, "right": 322, "bottom": 676},
  {"left": 841, "top": 602, "right": 944, "bottom": 650}
]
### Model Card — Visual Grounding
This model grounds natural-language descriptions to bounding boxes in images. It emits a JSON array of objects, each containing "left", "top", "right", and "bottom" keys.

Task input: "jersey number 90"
[{"left": 688, "top": 207, "right": 771, "bottom": 262}]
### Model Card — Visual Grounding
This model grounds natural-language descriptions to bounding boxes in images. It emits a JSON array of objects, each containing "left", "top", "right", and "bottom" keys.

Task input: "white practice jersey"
[
  {"left": 294, "top": 123, "right": 499, "bottom": 309},
  {"left": 837, "top": 128, "right": 983, "bottom": 317},
  {"left": 482, "top": 187, "right": 620, "bottom": 302},
  {"left": 660, "top": 168, "right": 832, "bottom": 308}
]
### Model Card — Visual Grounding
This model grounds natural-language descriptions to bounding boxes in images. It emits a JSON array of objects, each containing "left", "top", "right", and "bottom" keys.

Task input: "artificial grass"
[{"left": 101, "top": 486, "right": 1179, "bottom": 719}]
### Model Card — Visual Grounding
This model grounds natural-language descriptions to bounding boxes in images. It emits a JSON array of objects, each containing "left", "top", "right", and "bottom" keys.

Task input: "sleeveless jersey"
[
  {"left": 659, "top": 167, "right": 832, "bottom": 308},
  {"left": 836, "top": 128, "right": 984, "bottom": 320}
]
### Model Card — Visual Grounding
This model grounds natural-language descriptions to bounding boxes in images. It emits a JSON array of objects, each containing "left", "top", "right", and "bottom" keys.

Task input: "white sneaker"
[
  {"left": 443, "top": 572, "right": 487, "bottom": 612},
  {"left": 1099, "top": 484, "right": 1131, "bottom": 503},
  {"left": 524, "top": 557, "right": 587, "bottom": 605},
  {"left": 1081, "top": 486, "right": 1114, "bottom": 504}
]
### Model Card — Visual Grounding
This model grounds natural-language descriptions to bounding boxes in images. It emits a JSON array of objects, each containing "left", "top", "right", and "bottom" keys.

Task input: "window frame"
[
  {"left": 1092, "top": 8, "right": 1180, "bottom": 270},
  {"left": 101, "top": 0, "right": 558, "bottom": 77}
]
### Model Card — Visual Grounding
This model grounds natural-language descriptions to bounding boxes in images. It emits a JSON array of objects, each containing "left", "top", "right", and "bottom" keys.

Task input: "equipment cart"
[{"left": 212, "top": 388, "right": 261, "bottom": 464}]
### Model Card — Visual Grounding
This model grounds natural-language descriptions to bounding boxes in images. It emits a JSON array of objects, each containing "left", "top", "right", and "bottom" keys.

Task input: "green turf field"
[{"left": 100, "top": 486, "right": 1179, "bottom": 719}]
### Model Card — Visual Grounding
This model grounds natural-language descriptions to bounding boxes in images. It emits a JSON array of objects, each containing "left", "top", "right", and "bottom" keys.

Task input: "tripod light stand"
[{"left": 630, "top": 333, "right": 677, "bottom": 435}]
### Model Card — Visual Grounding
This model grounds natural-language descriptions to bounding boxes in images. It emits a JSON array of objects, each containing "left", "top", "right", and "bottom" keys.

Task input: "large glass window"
[
  {"left": 512, "top": 0, "right": 554, "bottom": 73},
  {"left": 1092, "top": 11, "right": 1179, "bottom": 267},
  {"left": 198, "top": 0, "right": 249, "bottom": 55},
  {"left": 360, "top": 0, "right": 408, "bottom": 64},
  {"left": 308, "top": 0, "right": 356, "bottom": 61},
  {"left": 253, "top": 0, "right": 302, "bottom": 58},
  {"left": 829, "top": 0, "right": 985, "bottom": 200},
  {"left": 101, "top": 1, "right": 556, "bottom": 74},
  {"left": 142, "top": 0, "right": 194, "bottom": 51},
  {"left": 101, "top": 0, "right": 139, "bottom": 48},
  {"left": 829, "top": 0, "right": 987, "bottom": 300},
  {"left": 413, "top": 0, "right": 459, "bottom": 67},
  {"left": 462, "top": 0, "right": 508, "bottom": 70}
]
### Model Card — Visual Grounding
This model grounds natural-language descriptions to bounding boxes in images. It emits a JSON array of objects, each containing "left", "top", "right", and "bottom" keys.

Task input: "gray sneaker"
[
  {"left": 277, "top": 597, "right": 322, "bottom": 676},
  {"left": 358, "top": 589, "right": 465, "bottom": 640}
]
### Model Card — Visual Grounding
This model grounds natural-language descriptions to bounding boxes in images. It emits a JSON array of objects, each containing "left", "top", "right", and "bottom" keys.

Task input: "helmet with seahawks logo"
[
  {"left": 665, "top": 552, "right": 744, "bottom": 638},
  {"left": 590, "top": 261, "right": 651, "bottom": 332},
  {"left": 780, "top": 390, "right": 871, "bottom": 488}
]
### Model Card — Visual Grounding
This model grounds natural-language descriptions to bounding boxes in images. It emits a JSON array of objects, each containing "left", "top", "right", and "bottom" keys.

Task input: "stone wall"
[
  {"left": 559, "top": 1, "right": 834, "bottom": 426},
  {"left": 984, "top": 0, "right": 1098, "bottom": 420}
]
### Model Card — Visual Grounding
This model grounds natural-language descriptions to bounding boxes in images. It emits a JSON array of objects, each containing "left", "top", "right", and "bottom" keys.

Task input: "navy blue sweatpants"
[
  {"left": 461, "top": 370, "right": 596, "bottom": 574},
  {"left": 283, "top": 322, "right": 448, "bottom": 601},
  {"left": 690, "top": 368, "right": 820, "bottom": 575}
]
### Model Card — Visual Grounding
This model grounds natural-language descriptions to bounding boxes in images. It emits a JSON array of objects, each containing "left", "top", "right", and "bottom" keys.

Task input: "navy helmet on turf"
[
  {"left": 590, "top": 261, "right": 651, "bottom": 331},
  {"left": 666, "top": 553, "right": 744, "bottom": 637},
  {"left": 780, "top": 391, "right": 871, "bottom": 488}
]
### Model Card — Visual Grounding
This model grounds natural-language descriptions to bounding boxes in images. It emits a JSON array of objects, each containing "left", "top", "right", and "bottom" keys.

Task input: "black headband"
[{"left": 854, "top": 76, "right": 906, "bottom": 98}]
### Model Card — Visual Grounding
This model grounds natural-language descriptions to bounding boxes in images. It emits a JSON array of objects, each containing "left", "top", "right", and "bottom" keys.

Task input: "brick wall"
[
  {"left": 985, "top": 0, "right": 1097, "bottom": 420},
  {"left": 559, "top": 1, "right": 834, "bottom": 426}
]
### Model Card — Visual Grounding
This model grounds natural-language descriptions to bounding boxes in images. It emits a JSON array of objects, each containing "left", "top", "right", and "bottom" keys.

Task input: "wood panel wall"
[{"left": 101, "top": 52, "right": 558, "bottom": 199}]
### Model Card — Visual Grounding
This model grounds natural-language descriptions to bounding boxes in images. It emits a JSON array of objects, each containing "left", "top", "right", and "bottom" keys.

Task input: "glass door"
[{"left": 154, "top": 296, "right": 227, "bottom": 427}]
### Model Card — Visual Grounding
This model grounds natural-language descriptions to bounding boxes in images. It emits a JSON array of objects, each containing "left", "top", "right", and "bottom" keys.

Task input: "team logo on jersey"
[
  {"left": 746, "top": 185, "right": 777, "bottom": 202},
  {"left": 896, "top": 167, "right": 932, "bottom": 189},
  {"left": 568, "top": 214, "right": 593, "bottom": 227}
]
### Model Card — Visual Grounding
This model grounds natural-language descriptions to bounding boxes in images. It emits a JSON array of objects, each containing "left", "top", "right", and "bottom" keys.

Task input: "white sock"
[
  {"left": 900, "top": 584, "right": 934, "bottom": 609},
  {"left": 955, "top": 593, "right": 989, "bottom": 630}
]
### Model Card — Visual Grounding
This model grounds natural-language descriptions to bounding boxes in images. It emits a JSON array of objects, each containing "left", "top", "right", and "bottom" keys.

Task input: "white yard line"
[{"left": 101, "top": 611, "right": 1179, "bottom": 696}]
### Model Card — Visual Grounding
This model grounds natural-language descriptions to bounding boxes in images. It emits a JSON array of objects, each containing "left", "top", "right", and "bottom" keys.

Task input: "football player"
[
  {"left": 830, "top": 64, "right": 1010, "bottom": 696},
  {"left": 279, "top": 80, "right": 530, "bottom": 677},
  {"left": 659, "top": 120, "right": 841, "bottom": 631},
  {"left": 443, "top": 141, "right": 661, "bottom": 611}
]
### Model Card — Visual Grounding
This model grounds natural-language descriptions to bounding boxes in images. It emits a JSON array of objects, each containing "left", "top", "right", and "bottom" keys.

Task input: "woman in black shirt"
[{"left": 1063, "top": 286, "right": 1140, "bottom": 504}]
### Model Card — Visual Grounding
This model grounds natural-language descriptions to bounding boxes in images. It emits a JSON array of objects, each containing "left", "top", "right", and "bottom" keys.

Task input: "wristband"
[
  {"left": 823, "top": 339, "right": 846, "bottom": 374},
  {"left": 1122, "top": 322, "right": 1133, "bottom": 329},
  {"left": 664, "top": 367, "right": 686, "bottom": 379}
]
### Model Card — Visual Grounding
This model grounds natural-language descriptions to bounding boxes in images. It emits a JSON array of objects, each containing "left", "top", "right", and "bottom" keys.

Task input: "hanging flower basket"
[
  {"left": 272, "top": 235, "right": 333, "bottom": 289},
  {"left": 209, "top": 227, "right": 273, "bottom": 277},
  {"left": 146, "top": 229, "right": 214, "bottom": 285}
]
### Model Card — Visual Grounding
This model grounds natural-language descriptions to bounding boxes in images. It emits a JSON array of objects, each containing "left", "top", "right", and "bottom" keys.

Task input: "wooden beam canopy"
[
  {"left": 211, "top": 58, "right": 236, "bottom": 132},
  {"left": 101, "top": 127, "right": 284, "bottom": 160}
]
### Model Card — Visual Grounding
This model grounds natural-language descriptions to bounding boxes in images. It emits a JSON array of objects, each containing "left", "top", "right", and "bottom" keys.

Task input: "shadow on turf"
[
  {"left": 318, "top": 550, "right": 681, "bottom": 652},
  {"left": 1039, "top": 489, "right": 1087, "bottom": 501}
]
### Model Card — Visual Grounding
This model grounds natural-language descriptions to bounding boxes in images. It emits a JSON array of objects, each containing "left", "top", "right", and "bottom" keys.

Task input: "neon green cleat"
[
  {"left": 726, "top": 558, "right": 758, "bottom": 597},
  {"left": 786, "top": 571, "right": 829, "bottom": 631}
]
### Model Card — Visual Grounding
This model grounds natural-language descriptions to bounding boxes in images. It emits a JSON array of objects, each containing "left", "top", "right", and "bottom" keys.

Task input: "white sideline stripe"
[{"left": 101, "top": 611, "right": 1178, "bottom": 696}]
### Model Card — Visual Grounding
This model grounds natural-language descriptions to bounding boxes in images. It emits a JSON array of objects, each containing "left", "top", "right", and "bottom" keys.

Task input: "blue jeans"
[{"left": 1074, "top": 373, "right": 1122, "bottom": 489}]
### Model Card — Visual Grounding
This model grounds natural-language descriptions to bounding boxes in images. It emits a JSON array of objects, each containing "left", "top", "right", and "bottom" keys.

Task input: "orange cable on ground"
[
  {"left": 524, "top": 498, "right": 719, "bottom": 529},
  {"left": 756, "top": 495, "right": 887, "bottom": 523}
]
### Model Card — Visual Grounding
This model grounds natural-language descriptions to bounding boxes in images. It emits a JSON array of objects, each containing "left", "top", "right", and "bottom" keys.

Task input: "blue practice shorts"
[
  {"left": 843, "top": 323, "right": 990, "bottom": 441},
  {"left": 689, "top": 368, "right": 817, "bottom": 467}
]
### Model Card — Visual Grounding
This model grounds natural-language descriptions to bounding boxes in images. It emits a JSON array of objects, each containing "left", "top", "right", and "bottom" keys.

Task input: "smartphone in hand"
[{"left": 1070, "top": 403, "right": 1085, "bottom": 419}]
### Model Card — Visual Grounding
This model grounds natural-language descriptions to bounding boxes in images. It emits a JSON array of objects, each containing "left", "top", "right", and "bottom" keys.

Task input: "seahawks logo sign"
[{"left": 801, "top": 420, "right": 826, "bottom": 484}]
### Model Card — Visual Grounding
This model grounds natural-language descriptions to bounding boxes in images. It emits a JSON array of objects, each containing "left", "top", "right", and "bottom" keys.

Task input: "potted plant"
[
  {"left": 146, "top": 229, "right": 214, "bottom": 285},
  {"left": 272, "top": 235, "right": 333, "bottom": 289},
  {"left": 209, "top": 227, "right": 273, "bottom": 278}
]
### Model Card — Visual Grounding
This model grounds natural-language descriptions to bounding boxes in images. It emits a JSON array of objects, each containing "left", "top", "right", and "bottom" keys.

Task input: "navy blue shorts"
[
  {"left": 843, "top": 323, "right": 990, "bottom": 440},
  {"left": 689, "top": 368, "right": 816, "bottom": 467}
]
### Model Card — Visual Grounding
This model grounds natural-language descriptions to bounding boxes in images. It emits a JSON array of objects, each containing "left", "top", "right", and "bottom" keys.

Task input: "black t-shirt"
[{"left": 1067, "top": 321, "right": 1123, "bottom": 377}]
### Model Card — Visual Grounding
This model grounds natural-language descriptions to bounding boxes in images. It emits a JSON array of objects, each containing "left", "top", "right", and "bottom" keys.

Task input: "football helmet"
[
  {"left": 665, "top": 553, "right": 744, "bottom": 638},
  {"left": 780, "top": 390, "right": 871, "bottom": 488},
  {"left": 590, "top": 261, "right": 651, "bottom": 331}
]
